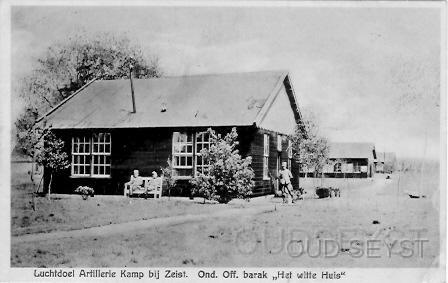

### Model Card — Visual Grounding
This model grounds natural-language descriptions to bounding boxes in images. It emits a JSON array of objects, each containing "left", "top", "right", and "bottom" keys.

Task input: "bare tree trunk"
[
  {"left": 30, "top": 162, "right": 35, "bottom": 184},
  {"left": 32, "top": 175, "right": 44, "bottom": 211},
  {"left": 47, "top": 173, "right": 53, "bottom": 201},
  {"left": 29, "top": 162, "right": 36, "bottom": 211}
]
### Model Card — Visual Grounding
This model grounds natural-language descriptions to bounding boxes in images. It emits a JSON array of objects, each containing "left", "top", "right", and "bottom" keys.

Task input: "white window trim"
[
  {"left": 334, "top": 162, "right": 342, "bottom": 173},
  {"left": 171, "top": 131, "right": 214, "bottom": 179},
  {"left": 353, "top": 162, "right": 361, "bottom": 173},
  {"left": 91, "top": 133, "right": 111, "bottom": 177},
  {"left": 263, "top": 134, "right": 270, "bottom": 180},
  {"left": 71, "top": 133, "right": 111, "bottom": 178},
  {"left": 287, "top": 140, "right": 293, "bottom": 159},
  {"left": 71, "top": 136, "right": 91, "bottom": 177},
  {"left": 287, "top": 139, "right": 293, "bottom": 169},
  {"left": 195, "top": 131, "right": 211, "bottom": 177},
  {"left": 277, "top": 134, "right": 282, "bottom": 152},
  {"left": 172, "top": 132, "right": 194, "bottom": 178}
]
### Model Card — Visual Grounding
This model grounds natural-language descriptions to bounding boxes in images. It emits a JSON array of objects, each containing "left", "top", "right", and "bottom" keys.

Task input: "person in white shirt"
[{"left": 278, "top": 162, "right": 294, "bottom": 204}]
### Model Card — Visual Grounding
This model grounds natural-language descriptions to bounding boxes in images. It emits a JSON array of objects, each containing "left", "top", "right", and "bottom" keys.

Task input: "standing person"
[{"left": 278, "top": 161, "right": 294, "bottom": 204}]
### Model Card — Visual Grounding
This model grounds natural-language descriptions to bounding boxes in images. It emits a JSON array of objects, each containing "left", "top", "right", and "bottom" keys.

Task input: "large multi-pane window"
[
  {"left": 92, "top": 133, "right": 111, "bottom": 176},
  {"left": 263, "top": 134, "right": 270, "bottom": 179},
  {"left": 195, "top": 132, "right": 211, "bottom": 175},
  {"left": 172, "top": 132, "right": 194, "bottom": 177},
  {"left": 72, "top": 133, "right": 111, "bottom": 177},
  {"left": 72, "top": 136, "right": 91, "bottom": 176},
  {"left": 172, "top": 131, "right": 212, "bottom": 178}
]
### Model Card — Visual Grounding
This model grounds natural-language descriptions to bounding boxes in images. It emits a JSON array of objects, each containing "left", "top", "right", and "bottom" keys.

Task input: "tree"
[
  {"left": 35, "top": 132, "right": 70, "bottom": 200},
  {"left": 15, "top": 107, "right": 49, "bottom": 175},
  {"left": 14, "top": 33, "right": 162, "bottom": 201},
  {"left": 18, "top": 33, "right": 162, "bottom": 114},
  {"left": 190, "top": 128, "right": 255, "bottom": 204},
  {"left": 15, "top": 106, "right": 51, "bottom": 207},
  {"left": 291, "top": 113, "right": 329, "bottom": 186}
]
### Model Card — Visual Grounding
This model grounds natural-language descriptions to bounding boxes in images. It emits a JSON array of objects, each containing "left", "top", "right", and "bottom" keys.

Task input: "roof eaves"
[
  {"left": 253, "top": 71, "right": 289, "bottom": 126},
  {"left": 36, "top": 78, "right": 98, "bottom": 125},
  {"left": 284, "top": 75, "right": 303, "bottom": 124}
]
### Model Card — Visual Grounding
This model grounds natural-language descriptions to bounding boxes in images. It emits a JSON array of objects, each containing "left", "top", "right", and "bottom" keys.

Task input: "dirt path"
[{"left": 11, "top": 203, "right": 276, "bottom": 244}]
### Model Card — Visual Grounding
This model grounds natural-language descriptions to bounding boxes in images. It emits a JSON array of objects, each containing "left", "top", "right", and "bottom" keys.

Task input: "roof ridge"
[
  {"left": 330, "top": 142, "right": 375, "bottom": 145},
  {"left": 113, "top": 70, "right": 289, "bottom": 80}
]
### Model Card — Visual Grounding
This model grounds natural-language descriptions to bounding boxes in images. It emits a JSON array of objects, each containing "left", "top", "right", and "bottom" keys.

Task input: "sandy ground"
[
  {"left": 11, "top": 161, "right": 239, "bottom": 236},
  {"left": 11, "top": 170, "right": 440, "bottom": 268}
]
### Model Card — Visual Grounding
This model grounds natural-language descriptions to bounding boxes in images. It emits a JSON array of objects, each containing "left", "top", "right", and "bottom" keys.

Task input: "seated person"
[
  {"left": 146, "top": 171, "right": 159, "bottom": 192},
  {"left": 125, "top": 169, "right": 144, "bottom": 195}
]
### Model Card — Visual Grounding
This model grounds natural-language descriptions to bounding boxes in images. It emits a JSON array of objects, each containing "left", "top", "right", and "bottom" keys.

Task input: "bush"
[
  {"left": 74, "top": 186, "right": 95, "bottom": 200},
  {"left": 190, "top": 128, "right": 254, "bottom": 204}
]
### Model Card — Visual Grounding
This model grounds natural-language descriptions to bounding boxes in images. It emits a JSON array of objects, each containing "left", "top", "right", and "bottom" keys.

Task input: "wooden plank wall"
[
  {"left": 46, "top": 126, "right": 298, "bottom": 196},
  {"left": 247, "top": 128, "right": 298, "bottom": 196}
]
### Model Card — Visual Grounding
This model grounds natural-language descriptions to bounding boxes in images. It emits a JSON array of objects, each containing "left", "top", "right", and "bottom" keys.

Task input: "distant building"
[
  {"left": 375, "top": 152, "right": 397, "bottom": 174},
  {"left": 300, "top": 142, "right": 377, "bottom": 178}
]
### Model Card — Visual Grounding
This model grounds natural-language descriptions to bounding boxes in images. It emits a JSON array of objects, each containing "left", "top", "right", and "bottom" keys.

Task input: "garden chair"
[{"left": 145, "top": 177, "right": 163, "bottom": 199}]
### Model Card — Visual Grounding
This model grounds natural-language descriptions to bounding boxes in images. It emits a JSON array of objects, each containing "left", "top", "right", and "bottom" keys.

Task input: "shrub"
[
  {"left": 74, "top": 186, "right": 95, "bottom": 200},
  {"left": 35, "top": 131, "right": 70, "bottom": 199},
  {"left": 190, "top": 128, "right": 254, "bottom": 204}
]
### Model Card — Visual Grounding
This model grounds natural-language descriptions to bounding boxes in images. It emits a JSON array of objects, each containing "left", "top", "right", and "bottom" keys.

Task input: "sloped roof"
[
  {"left": 40, "top": 71, "right": 299, "bottom": 130},
  {"left": 376, "top": 152, "right": 397, "bottom": 163},
  {"left": 328, "top": 142, "right": 375, "bottom": 160}
]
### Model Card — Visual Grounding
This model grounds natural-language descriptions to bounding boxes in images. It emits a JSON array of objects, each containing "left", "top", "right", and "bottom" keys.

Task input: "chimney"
[{"left": 129, "top": 63, "right": 137, "bottom": 113}]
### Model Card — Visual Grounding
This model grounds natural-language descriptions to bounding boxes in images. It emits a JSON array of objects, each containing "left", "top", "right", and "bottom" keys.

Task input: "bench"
[{"left": 124, "top": 177, "right": 163, "bottom": 199}]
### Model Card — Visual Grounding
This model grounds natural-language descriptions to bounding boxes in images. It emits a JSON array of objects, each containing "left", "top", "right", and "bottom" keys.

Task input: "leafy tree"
[
  {"left": 190, "top": 128, "right": 255, "bottom": 204},
  {"left": 291, "top": 113, "right": 329, "bottom": 184},
  {"left": 14, "top": 33, "right": 162, "bottom": 201},
  {"left": 35, "top": 132, "right": 70, "bottom": 200},
  {"left": 18, "top": 32, "right": 162, "bottom": 113},
  {"left": 15, "top": 107, "right": 49, "bottom": 170},
  {"left": 15, "top": 32, "right": 162, "bottom": 159}
]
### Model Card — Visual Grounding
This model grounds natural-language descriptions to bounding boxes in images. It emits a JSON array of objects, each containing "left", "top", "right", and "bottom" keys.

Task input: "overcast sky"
[{"left": 11, "top": 4, "right": 442, "bottom": 159}]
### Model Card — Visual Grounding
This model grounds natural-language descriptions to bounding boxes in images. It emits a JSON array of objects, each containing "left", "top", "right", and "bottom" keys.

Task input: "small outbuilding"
[
  {"left": 300, "top": 142, "right": 377, "bottom": 178},
  {"left": 375, "top": 152, "right": 397, "bottom": 174}
]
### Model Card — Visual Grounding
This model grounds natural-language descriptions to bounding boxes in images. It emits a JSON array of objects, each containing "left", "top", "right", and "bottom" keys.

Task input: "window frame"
[
  {"left": 71, "top": 133, "right": 112, "bottom": 178},
  {"left": 263, "top": 134, "right": 270, "bottom": 180},
  {"left": 91, "top": 133, "right": 112, "bottom": 177},
  {"left": 71, "top": 136, "right": 91, "bottom": 177},
  {"left": 334, "top": 162, "right": 342, "bottom": 173},
  {"left": 287, "top": 139, "right": 293, "bottom": 169},
  {"left": 277, "top": 134, "right": 282, "bottom": 152},
  {"left": 172, "top": 132, "right": 194, "bottom": 178},
  {"left": 195, "top": 131, "right": 211, "bottom": 176},
  {"left": 353, "top": 161, "right": 361, "bottom": 173}
]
